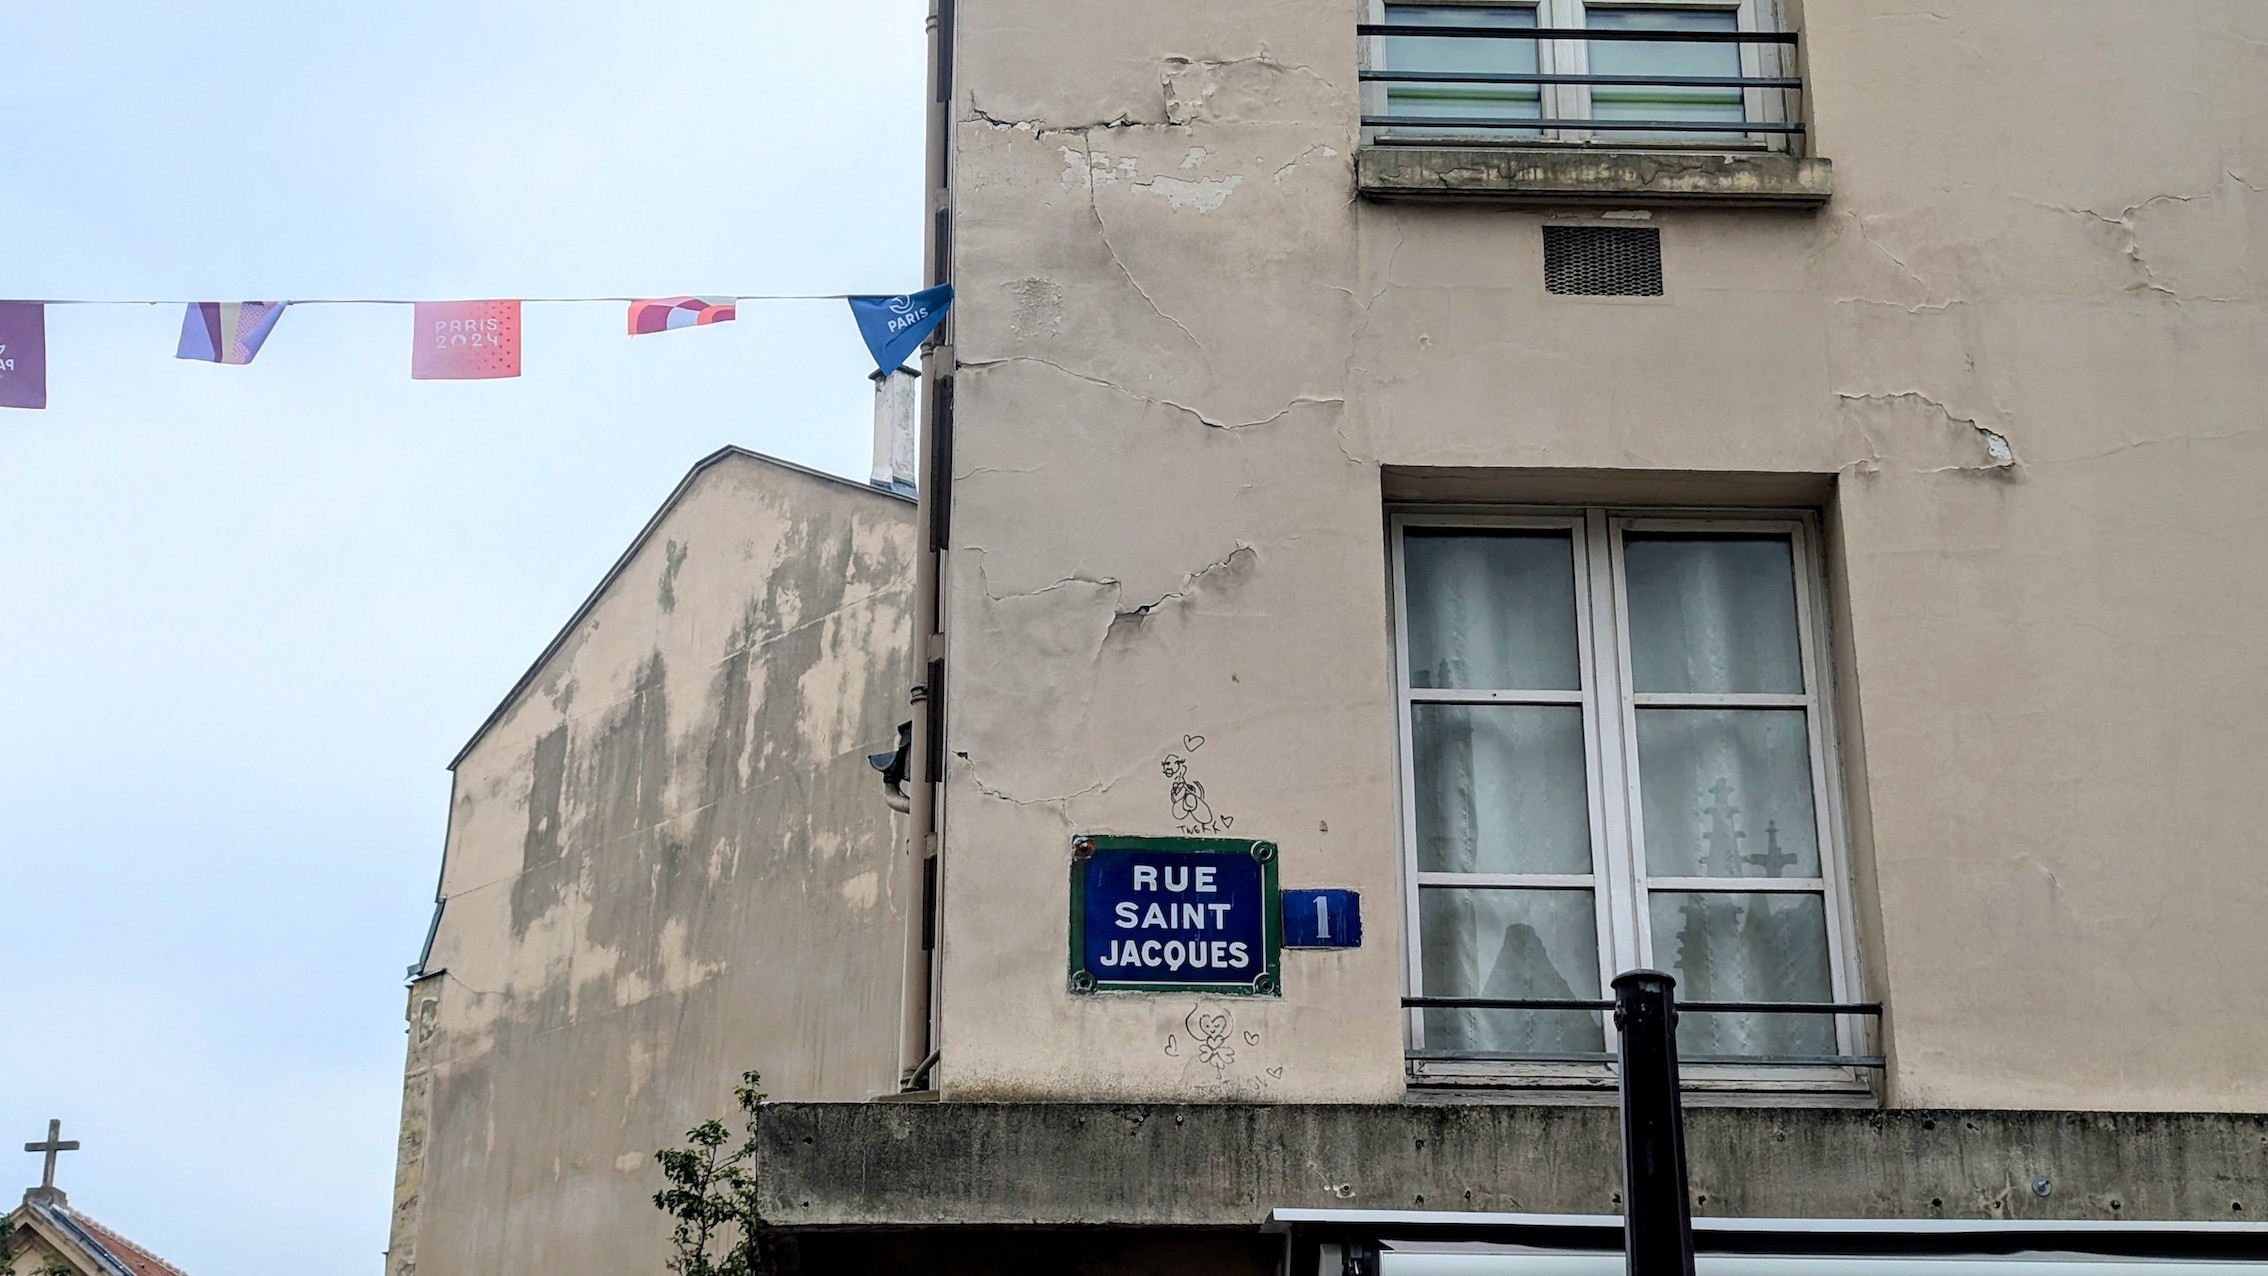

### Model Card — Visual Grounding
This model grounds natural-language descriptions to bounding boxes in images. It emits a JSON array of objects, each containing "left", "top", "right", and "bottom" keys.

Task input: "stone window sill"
[{"left": 1357, "top": 145, "right": 1834, "bottom": 207}]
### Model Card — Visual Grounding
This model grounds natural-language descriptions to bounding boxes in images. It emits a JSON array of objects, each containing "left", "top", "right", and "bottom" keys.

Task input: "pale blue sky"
[{"left": 0, "top": 4, "right": 925, "bottom": 1271}]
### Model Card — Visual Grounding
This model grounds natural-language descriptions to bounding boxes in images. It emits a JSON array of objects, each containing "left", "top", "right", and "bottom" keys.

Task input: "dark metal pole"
[{"left": 1615, "top": 970, "right": 1696, "bottom": 1276}]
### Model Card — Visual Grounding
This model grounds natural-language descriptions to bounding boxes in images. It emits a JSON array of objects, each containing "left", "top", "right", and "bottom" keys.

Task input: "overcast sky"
[{"left": 0, "top": 4, "right": 924, "bottom": 1271}]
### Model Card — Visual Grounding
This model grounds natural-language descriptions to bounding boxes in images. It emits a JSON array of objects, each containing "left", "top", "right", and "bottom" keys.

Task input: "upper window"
[
  {"left": 1361, "top": 0, "right": 1800, "bottom": 149},
  {"left": 1391, "top": 509, "right": 1869, "bottom": 1088}
]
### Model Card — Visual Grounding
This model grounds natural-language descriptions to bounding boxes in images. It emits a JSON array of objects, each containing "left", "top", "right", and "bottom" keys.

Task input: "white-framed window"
[
  {"left": 1361, "top": 0, "right": 1795, "bottom": 149},
  {"left": 1390, "top": 508, "right": 1868, "bottom": 1090}
]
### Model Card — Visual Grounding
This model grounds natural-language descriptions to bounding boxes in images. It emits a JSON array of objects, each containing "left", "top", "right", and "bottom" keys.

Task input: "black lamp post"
[{"left": 1614, "top": 969, "right": 1697, "bottom": 1276}]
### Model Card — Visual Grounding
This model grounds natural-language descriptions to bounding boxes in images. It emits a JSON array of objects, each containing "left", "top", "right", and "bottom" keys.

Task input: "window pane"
[
  {"left": 1623, "top": 533, "right": 1804, "bottom": 694},
  {"left": 1647, "top": 891, "right": 1835, "bottom": 1057},
  {"left": 1382, "top": 5, "right": 1542, "bottom": 130},
  {"left": 1404, "top": 530, "right": 1581, "bottom": 690},
  {"left": 1585, "top": 8, "right": 1745, "bottom": 131},
  {"left": 1413, "top": 704, "right": 1591, "bottom": 874},
  {"left": 1420, "top": 887, "right": 1604, "bottom": 1054},
  {"left": 1635, "top": 708, "right": 1819, "bottom": 877}
]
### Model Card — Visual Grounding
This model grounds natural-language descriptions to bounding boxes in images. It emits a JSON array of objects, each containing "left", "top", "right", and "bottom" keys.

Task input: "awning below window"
[
  {"left": 1269, "top": 1210, "right": 2268, "bottom": 1276},
  {"left": 1377, "top": 1250, "right": 2268, "bottom": 1276}
]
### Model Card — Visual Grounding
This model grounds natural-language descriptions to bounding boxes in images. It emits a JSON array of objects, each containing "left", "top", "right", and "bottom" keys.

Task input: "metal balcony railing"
[
  {"left": 1356, "top": 20, "right": 1805, "bottom": 145},
  {"left": 1403, "top": 995, "right": 1883, "bottom": 1069}
]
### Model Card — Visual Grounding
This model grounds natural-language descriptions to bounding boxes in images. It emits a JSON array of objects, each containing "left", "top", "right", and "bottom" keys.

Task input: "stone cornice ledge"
[
  {"left": 757, "top": 1103, "right": 2265, "bottom": 1229},
  {"left": 1358, "top": 146, "right": 1834, "bottom": 206}
]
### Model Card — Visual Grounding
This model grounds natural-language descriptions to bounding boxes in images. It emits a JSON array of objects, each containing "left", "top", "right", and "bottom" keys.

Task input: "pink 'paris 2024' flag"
[{"left": 412, "top": 300, "right": 521, "bottom": 380}]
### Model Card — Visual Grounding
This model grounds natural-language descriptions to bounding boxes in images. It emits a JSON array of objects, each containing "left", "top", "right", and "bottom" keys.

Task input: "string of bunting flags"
[{"left": 0, "top": 284, "right": 954, "bottom": 410}]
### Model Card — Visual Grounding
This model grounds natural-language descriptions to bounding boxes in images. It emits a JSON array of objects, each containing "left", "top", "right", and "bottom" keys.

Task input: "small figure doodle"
[
  {"left": 1163, "top": 754, "right": 1216, "bottom": 828},
  {"left": 1162, "top": 736, "right": 1234, "bottom": 834}
]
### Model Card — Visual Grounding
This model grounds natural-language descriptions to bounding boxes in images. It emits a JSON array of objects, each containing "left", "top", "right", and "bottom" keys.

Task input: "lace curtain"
[{"left": 1406, "top": 530, "right": 1836, "bottom": 1060}]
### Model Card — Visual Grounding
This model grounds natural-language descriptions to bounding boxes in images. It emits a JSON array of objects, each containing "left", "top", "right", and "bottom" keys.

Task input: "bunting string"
[
  {"left": 23, "top": 294, "right": 859, "bottom": 305},
  {"left": 0, "top": 285, "right": 954, "bottom": 409}
]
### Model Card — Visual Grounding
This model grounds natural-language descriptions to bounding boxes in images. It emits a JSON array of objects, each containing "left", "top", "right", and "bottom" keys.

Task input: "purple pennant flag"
[
  {"left": 0, "top": 303, "right": 47, "bottom": 410},
  {"left": 177, "top": 301, "right": 287, "bottom": 365}
]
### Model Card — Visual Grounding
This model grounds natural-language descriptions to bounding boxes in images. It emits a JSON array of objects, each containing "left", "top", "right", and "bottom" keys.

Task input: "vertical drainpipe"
[{"left": 898, "top": 0, "right": 953, "bottom": 1093}]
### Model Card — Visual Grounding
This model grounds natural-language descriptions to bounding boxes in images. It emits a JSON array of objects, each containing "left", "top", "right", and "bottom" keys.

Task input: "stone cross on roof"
[{"left": 24, "top": 1118, "right": 79, "bottom": 1206}]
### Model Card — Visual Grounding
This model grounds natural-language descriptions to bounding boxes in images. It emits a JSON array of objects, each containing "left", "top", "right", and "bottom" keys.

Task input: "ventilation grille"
[{"left": 1544, "top": 225, "right": 1664, "bottom": 297}]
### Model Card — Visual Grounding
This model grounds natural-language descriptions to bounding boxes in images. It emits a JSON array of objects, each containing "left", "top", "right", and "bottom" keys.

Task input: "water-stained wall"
[
  {"left": 386, "top": 449, "right": 915, "bottom": 1276},
  {"left": 935, "top": 0, "right": 2268, "bottom": 1110}
]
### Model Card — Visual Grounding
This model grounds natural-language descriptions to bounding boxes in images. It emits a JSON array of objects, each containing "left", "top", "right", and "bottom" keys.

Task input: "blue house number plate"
[
  {"left": 1069, "top": 835, "right": 1282, "bottom": 996},
  {"left": 1281, "top": 888, "right": 1362, "bottom": 949}
]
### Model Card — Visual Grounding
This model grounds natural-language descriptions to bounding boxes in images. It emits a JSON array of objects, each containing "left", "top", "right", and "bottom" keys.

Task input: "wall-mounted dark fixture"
[{"left": 869, "top": 720, "right": 913, "bottom": 813}]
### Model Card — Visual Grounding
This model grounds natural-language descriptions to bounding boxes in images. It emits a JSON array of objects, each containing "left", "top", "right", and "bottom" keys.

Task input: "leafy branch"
[{"left": 652, "top": 1071, "right": 775, "bottom": 1276}]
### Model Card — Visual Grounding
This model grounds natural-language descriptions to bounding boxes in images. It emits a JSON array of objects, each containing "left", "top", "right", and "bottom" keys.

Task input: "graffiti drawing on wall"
[
  {"left": 1163, "top": 734, "right": 1235, "bottom": 835},
  {"left": 1165, "top": 1001, "right": 1259, "bottom": 1080}
]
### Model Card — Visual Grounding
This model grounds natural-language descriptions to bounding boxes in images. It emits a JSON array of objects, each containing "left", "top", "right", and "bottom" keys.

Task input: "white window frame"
[
  {"left": 1361, "top": 0, "right": 1791, "bottom": 151},
  {"left": 1390, "top": 507, "right": 1869, "bottom": 1094}
]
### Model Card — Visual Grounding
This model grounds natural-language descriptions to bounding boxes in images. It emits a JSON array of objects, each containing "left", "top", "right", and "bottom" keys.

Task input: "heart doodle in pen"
[
  {"left": 1266, "top": 1066, "right": 1284, "bottom": 1079},
  {"left": 1164, "top": 1035, "right": 1179, "bottom": 1057},
  {"left": 1243, "top": 1031, "right": 1260, "bottom": 1046},
  {"left": 1184, "top": 735, "right": 1205, "bottom": 752}
]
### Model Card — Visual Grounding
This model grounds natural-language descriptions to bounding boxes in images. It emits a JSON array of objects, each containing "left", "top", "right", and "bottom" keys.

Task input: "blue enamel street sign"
[
  {"left": 1068, "top": 835, "right": 1282, "bottom": 996},
  {"left": 1282, "top": 888, "right": 1362, "bottom": 949}
]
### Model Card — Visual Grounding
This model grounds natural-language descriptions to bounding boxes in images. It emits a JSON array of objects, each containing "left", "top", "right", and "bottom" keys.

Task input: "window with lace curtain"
[{"left": 1391, "top": 509, "right": 1866, "bottom": 1087}]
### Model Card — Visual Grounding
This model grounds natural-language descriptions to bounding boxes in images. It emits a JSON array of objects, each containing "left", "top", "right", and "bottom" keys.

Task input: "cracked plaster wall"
[
  {"left": 388, "top": 455, "right": 916, "bottom": 1276},
  {"left": 936, "top": 0, "right": 2268, "bottom": 1111}
]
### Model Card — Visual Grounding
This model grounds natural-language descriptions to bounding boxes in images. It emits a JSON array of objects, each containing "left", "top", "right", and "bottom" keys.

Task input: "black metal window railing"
[
  {"left": 1403, "top": 995, "right": 1883, "bottom": 1070},
  {"left": 1358, "top": 7, "right": 1805, "bottom": 147}
]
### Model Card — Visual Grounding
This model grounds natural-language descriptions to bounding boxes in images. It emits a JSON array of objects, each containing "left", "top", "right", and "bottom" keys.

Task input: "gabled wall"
[{"left": 385, "top": 451, "right": 916, "bottom": 1276}]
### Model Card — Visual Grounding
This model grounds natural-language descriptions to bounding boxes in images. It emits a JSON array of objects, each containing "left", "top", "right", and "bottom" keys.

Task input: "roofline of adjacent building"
[
  {"left": 445, "top": 445, "right": 914, "bottom": 773},
  {"left": 15, "top": 1200, "right": 143, "bottom": 1276},
  {"left": 405, "top": 445, "right": 914, "bottom": 982}
]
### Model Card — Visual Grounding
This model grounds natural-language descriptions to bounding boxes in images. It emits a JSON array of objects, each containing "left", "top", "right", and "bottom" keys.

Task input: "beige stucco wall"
[
  {"left": 935, "top": 0, "right": 2268, "bottom": 1109},
  {"left": 387, "top": 452, "right": 917, "bottom": 1276}
]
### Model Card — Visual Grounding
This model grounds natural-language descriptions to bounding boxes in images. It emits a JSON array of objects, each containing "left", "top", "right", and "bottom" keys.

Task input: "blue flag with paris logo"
[{"left": 847, "top": 285, "right": 953, "bottom": 374}]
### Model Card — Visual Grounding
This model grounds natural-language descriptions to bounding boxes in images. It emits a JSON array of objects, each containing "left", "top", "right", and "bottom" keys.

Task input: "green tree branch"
[{"left": 652, "top": 1072, "right": 774, "bottom": 1276}]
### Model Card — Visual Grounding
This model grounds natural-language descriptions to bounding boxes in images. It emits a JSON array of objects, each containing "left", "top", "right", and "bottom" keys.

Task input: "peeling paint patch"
[
  {"left": 1133, "top": 172, "right": 1246, "bottom": 212},
  {"left": 969, "top": 102, "right": 1152, "bottom": 137},
  {"left": 1977, "top": 429, "right": 2016, "bottom": 467},
  {"left": 1005, "top": 277, "right": 1066, "bottom": 339},
  {"left": 1162, "top": 51, "right": 1338, "bottom": 125},
  {"left": 1060, "top": 136, "right": 1204, "bottom": 348},
  {"left": 1272, "top": 144, "right": 1341, "bottom": 184},
  {"left": 1838, "top": 391, "right": 2019, "bottom": 474},
  {"left": 840, "top": 870, "right": 881, "bottom": 912},
  {"left": 1059, "top": 144, "right": 1139, "bottom": 193}
]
